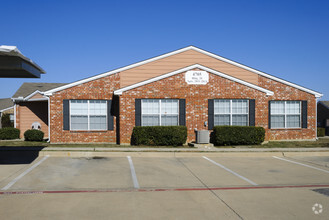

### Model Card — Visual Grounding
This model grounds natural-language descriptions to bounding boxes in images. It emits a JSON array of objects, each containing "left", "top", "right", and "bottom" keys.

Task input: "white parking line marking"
[
  {"left": 203, "top": 156, "right": 258, "bottom": 186},
  {"left": 127, "top": 156, "right": 139, "bottom": 189},
  {"left": 1, "top": 155, "right": 50, "bottom": 191},
  {"left": 273, "top": 156, "right": 329, "bottom": 174}
]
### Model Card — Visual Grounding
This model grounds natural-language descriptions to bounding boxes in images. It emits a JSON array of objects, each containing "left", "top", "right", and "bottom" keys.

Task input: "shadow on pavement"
[{"left": 0, "top": 147, "right": 45, "bottom": 164}]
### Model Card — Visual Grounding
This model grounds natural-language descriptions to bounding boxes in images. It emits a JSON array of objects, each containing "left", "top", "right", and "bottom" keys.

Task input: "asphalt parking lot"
[{"left": 0, "top": 153, "right": 328, "bottom": 219}]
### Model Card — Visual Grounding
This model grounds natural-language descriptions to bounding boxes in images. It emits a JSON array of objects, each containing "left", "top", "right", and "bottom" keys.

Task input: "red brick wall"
[
  {"left": 48, "top": 69, "right": 316, "bottom": 144},
  {"left": 119, "top": 69, "right": 316, "bottom": 144},
  {"left": 259, "top": 76, "right": 316, "bottom": 140},
  {"left": 49, "top": 74, "right": 120, "bottom": 143}
]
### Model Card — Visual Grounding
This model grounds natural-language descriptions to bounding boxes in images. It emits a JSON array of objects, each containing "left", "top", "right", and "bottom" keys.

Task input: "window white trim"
[
  {"left": 141, "top": 99, "right": 179, "bottom": 126},
  {"left": 214, "top": 99, "right": 249, "bottom": 126},
  {"left": 69, "top": 100, "right": 107, "bottom": 131},
  {"left": 270, "top": 101, "right": 301, "bottom": 129}
]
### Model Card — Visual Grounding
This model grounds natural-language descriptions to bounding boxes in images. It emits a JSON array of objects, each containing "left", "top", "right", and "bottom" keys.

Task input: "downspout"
[
  {"left": 47, "top": 96, "right": 51, "bottom": 143},
  {"left": 14, "top": 104, "right": 16, "bottom": 128},
  {"left": 315, "top": 97, "right": 319, "bottom": 140}
]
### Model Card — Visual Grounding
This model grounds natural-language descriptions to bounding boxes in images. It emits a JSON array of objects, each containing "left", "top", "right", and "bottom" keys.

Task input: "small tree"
[{"left": 1, "top": 113, "right": 13, "bottom": 128}]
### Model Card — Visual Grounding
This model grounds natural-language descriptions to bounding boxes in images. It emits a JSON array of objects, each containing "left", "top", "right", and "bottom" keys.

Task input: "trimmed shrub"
[
  {"left": 317, "top": 128, "right": 325, "bottom": 137},
  {"left": 131, "top": 126, "right": 187, "bottom": 146},
  {"left": 1, "top": 113, "right": 13, "bottom": 127},
  {"left": 24, "top": 129, "right": 44, "bottom": 141},
  {"left": 212, "top": 126, "right": 265, "bottom": 146},
  {"left": 0, "top": 127, "right": 20, "bottom": 140}
]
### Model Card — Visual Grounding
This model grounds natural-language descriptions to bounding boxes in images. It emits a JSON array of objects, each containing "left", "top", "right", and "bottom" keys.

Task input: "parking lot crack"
[{"left": 176, "top": 157, "right": 244, "bottom": 220}]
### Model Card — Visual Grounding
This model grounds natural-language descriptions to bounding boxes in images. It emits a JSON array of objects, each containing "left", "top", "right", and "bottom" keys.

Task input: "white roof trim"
[
  {"left": 12, "top": 90, "right": 47, "bottom": 102},
  {"left": 24, "top": 90, "right": 43, "bottom": 100},
  {"left": 0, "top": 106, "right": 14, "bottom": 113},
  {"left": 44, "top": 46, "right": 322, "bottom": 97},
  {"left": 114, "top": 64, "right": 274, "bottom": 96}
]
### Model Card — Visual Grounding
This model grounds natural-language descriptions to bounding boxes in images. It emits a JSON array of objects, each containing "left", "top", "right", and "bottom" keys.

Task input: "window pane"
[
  {"left": 287, "top": 115, "right": 300, "bottom": 128},
  {"left": 214, "top": 115, "right": 230, "bottom": 126},
  {"left": 214, "top": 100, "right": 230, "bottom": 114},
  {"left": 271, "top": 101, "right": 285, "bottom": 114},
  {"left": 71, "top": 115, "right": 88, "bottom": 130},
  {"left": 70, "top": 100, "right": 88, "bottom": 115},
  {"left": 90, "top": 100, "right": 107, "bottom": 115},
  {"left": 161, "top": 99, "right": 178, "bottom": 114},
  {"left": 271, "top": 115, "right": 285, "bottom": 128},
  {"left": 232, "top": 115, "right": 248, "bottom": 126},
  {"left": 90, "top": 115, "right": 107, "bottom": 130},
  {"left": 286, "top": 101, "right": 300, "bottom": 114},
  {"left": 232, "top": 100, "right": 248, "bottom": 114},
  {"left": 142, "top": 115, "right": 160, "bottom": 126},
  {"left": 161, "top": 115, "right": 178, "bottom": 126},
  {"left": 142, "top": 99, "right": 159, "bottom": 114}
]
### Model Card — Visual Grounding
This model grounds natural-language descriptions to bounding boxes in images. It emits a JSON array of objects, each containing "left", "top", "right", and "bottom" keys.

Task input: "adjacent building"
[
  {"left": 12, "top": 83, "right": 67, "bottom": 138},
  {"left": 0, "top": 98, "right": 14, "bottom": 128},
  {"left": 317, "top": 101, "right": 329, "bottom": 136}
]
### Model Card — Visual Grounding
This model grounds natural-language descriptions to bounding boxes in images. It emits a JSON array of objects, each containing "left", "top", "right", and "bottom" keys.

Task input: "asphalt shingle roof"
[
  {"left": 12, "top": 83, "right": 67, "bottom": 98},
  {"left": 0, "top": 98, "right": 13, "bottom": 111},
  {"left": 319, "top": 101, "right": 329, "bottom": 109}
]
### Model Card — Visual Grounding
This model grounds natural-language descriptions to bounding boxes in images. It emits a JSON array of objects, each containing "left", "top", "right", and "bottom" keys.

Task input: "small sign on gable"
[{"left": 185, "top": 71, "right": 209, "bottom": 85}]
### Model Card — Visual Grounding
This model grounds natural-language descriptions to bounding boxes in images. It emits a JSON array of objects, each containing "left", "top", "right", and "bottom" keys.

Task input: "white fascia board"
[
  {"left": 12, "top": 90, "right": 48, "bottom": 102},
  {"left": 0, "top": 106, "right": 14, "bottom": 113},
  {"left": 44, "top": 46, "right": 196, "bottom": 96},
  {"left": 44, "top": 45, "right": 322, "bottom": 97},
  {"left": 114, "top": 64, "right": 274, "bottom": 96},
  {"left": 23, "top": 90, "right": 43, "bottom": 100},
  {"left": 12, "top": 97, "right": 23, "bottom": 102},
  {"left": 26, "top": 98, "right": 48, "bottom": 102},
  {"left": 191, "top": 47, "right": 323, "bottom": 97}
]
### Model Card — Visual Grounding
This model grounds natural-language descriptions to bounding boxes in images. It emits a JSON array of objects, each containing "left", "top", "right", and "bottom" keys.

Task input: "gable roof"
[
  {"left": 44, "top": 46, "right": 323, "bottom": 97},
  {"left": 13, "top": 83, "right": 67, "bottom": 99},
  {"left": 114, "top": 64, "right": 274, "bottom": 96},
  {"left": 0, "top": 98, "right": 14, "bottom": 111},
  {"left": 319, "top": 101, "right": 329, "bottom": 110}
]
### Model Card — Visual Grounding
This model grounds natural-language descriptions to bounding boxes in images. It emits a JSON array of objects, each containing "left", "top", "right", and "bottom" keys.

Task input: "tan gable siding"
[
  {"left": 120, "top": 49, "right": 258, "bottom": 88},
  {"left": 29, "top": 93, "right": 45, "bottom": 100},
  {"left": 18, "top": 102, "right": 48, "bottom": 138}
]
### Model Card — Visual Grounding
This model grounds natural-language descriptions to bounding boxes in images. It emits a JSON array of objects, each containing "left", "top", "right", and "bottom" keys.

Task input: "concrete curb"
[
  {"left": 42, "top": 147, "right": 329, "bottom": 152},
  {"left": 2, "top": 146, "right": 329, "bottom": 157},
  {"left": 36, "top": 151, "right": 329, "bottom": 158}
]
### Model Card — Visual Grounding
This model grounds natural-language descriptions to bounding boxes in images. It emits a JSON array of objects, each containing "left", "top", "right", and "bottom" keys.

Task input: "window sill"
[
  {"left": 269, "top": 128, "right": 303, "bottom": 130},
  {"left": 69, "top": 130, "right": 108, "bottom": 133}
]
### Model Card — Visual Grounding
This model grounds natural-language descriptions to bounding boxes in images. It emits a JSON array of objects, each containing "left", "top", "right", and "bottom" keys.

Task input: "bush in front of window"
[
  {"left": 131, "top": 126, "right": 187, "bottom": 146},
  {"left": 212, "top": 126, "right": 265, "bottom": 146},
  {"left": 24, "top": 129, "right": 44, "bottom": 141},
  {"left": 0, "top": 127, "right": 20, "bottom": 140},
  {"left": 317, "top": 128, "right": 325, "bottom": 137}
]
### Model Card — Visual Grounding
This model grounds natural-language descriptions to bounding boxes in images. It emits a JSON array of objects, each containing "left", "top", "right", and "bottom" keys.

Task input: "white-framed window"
[
  {"left": 214, "top": 99, "right": 249, "bottom": 126},
  {"left": 9, "top": 114, "right": 14, "bottom": 122},
  {"left": 270, "top": 101, "right": 301, "bottom": 129},
  {"left": 70, "top": 100, "right": 107, "bottom": 130},
  {"left": 141, "top": 99, "right": 179, "bottom": 126}
]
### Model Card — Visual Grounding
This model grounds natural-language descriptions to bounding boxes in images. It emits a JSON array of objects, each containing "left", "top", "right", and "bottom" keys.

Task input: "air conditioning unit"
[{"left": 196, "top": 130, "right": 210, "bottom": 144}]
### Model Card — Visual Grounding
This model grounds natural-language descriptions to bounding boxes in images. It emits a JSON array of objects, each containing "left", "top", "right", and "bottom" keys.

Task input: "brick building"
[{"left": 14, "top": 46, "right": 323, "bottom": 144}]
